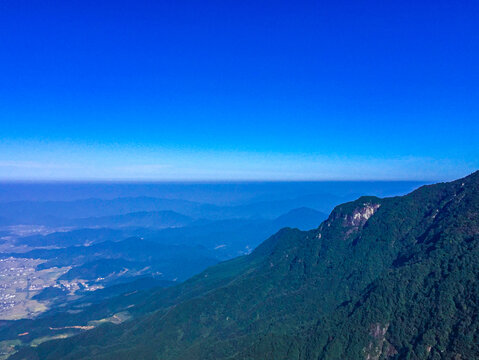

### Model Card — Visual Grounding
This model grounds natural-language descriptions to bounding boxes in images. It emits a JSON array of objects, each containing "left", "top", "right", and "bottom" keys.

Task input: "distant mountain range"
[
  {"left": 0, "top": 197, "right": 202, "bottom": 226},
  {"left": 8, "top": 171, "right": 479, "bottom": 359},
  {"left": 72, "top": 210, "right": 193, "bottom": 229},
  {"left": 0, "top": 192, "right": 358, "bottom": 226},
  {"left": 5, "top": 237, "right": 218, "bottom": 282},
  {"left": 10, "top": 207, "right": 328, "bottom": 259}
]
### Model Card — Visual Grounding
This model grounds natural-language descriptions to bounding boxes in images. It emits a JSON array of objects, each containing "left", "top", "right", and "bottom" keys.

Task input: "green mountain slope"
[{"left": 10, "top": 171, "right": 479, "bottom": 360}]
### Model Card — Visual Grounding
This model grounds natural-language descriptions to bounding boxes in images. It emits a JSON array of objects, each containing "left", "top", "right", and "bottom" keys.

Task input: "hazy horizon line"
[{"left": 0, "top": 178, "right": 438, "bottom": 184}]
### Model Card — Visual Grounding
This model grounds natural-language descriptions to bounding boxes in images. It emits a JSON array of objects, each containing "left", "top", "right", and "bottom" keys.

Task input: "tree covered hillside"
[{"left": 11, "top": 171, "right": 479, "bottom": 360}]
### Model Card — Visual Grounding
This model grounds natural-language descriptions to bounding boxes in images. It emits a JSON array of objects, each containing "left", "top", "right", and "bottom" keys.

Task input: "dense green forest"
[{"left": 10, "top": 171, "right": 479, "bottom": 360}]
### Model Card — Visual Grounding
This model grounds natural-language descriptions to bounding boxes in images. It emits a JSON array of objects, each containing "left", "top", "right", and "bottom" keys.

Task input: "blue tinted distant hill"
[
  {"left": 0, "top": 181, "right": 427, "bottom": 203},
  {"left": 72, "top": 210, "right": 193, "bottom": 229}
]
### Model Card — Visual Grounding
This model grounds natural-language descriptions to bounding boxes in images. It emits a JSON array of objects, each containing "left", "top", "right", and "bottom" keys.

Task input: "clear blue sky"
[{"left": 0, "top": 0, "right": 478, "bottom": 181}]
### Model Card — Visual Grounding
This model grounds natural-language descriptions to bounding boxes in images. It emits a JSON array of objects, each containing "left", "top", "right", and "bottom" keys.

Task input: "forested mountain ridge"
[{"left": 10, "top": 171, "right": 479, "bottom": 360}]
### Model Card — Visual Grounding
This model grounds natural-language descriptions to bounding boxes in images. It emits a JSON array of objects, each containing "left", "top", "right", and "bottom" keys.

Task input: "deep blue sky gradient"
[{"left": 1, "top": 0, "right": 478, "bottom": 180}]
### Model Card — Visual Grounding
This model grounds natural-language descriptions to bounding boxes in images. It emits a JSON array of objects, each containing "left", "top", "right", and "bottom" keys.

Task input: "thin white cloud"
[
  {"left": 0, "top": 161, "right": 72, "bottom": 169},
  {"left": 0, "top": 145, "right": 476, "bottom": 181}
]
